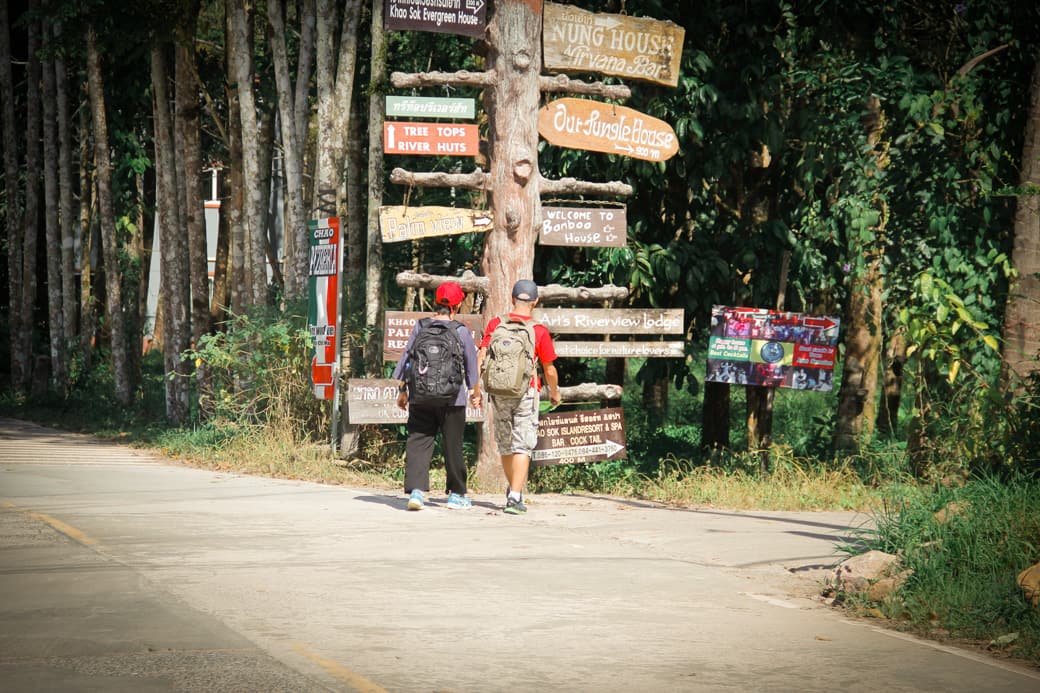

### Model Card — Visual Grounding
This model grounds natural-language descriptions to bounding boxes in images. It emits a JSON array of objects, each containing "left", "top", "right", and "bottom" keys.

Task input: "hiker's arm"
[{"left": 542, "top": 360, "right": 561, "bottom": 406}]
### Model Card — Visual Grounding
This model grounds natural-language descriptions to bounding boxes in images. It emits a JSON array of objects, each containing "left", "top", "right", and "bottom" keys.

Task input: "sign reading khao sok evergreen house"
[{"left": 706, "top": 306, "right": 840, "bottom": 391}]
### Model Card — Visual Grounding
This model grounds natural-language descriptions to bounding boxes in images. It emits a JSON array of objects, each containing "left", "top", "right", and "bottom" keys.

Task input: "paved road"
[{"left": 1, "top": 416, "right": 1038, "bottom": 692}]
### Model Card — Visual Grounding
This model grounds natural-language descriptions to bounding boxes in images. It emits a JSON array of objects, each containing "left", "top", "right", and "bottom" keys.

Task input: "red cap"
[{"left": 435, "top": 281, "right": 465, "bottom": 307}]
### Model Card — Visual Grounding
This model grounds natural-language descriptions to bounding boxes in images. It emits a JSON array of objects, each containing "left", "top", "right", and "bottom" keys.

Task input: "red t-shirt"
[{"left": 480, "top": 313, "right": 556, "bottom": 389}]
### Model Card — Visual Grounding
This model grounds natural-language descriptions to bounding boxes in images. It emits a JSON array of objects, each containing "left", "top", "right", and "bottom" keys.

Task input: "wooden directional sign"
[
  {"left": 384, "top": 0, "right": 487, "bottom": 38},
  {"left": 537, "top": 98, "right": 678, "bottom": 162},
  {"left": 384, "top": 122, "right": 480, "bottom": 156},
  {"left": 533, "top": 308, "right": 684, "bottom": 335},
  {"left": 386, "top": 96, "right": 475, "bottom": 119},
  {"left": 347, "top": 379, "right": 484, "bottom": 424},
  {"left": 384, "top": 311, "right": 485, "bottom": 362},
  {"left": 553, "top": 341, "right": 685, "bottom": 358},
  {"left": 540, "top": 207, "right": 626, "bottom": 247},
  {"left": 380, "top": 206, "right": 492, "bottom": 243},
  {"left": 533, "top": 407, "right": 626, "bottom": 466},
  {"left": 543, "top": 2, "right": 685, "bottom": 87}
]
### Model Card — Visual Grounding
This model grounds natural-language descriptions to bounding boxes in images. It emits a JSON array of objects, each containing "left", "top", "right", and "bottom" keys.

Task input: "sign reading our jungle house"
[
  {"left": 533, "top": 308, "right": 683, "bottom": 334},
  {"left": 380, "top": 206, "right": 492, "bottom": 243},
  {"left": 706, "top": 305, "right": 840, "bottom": 391},
  {"left": 383, "top": 311, "right": 485, "bottom": 362},
  {"left": 386, "top": 95, "right": 476, "bottom": 119},
  {"left": 540, "top": 206, "right": 626, "bottom": 247},
  {"left": 347, "top": 379, "right": 484, "bottom": 424},
  {"left": 533, "top": 407, "right": 626, "bottom": 466},
  {"left": 384, "top": 0, "right": 487, "bottom": 38},
  {"left": 384, "top": 122, "right": 479, "bottom": 156},
  {"left": 543, "top": 2, "right": 685, "bottom": 87},
  {"left": 537, "top": 98, "right": 678, "bottom": 162}
]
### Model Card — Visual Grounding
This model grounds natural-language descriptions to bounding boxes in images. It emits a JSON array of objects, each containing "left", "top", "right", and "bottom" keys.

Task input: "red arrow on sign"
[{"left": 803, "top": 317, "right": 837, "bottom": 329}]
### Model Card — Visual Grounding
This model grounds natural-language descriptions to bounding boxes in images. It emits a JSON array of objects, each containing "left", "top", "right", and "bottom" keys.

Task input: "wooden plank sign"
[
  {"left": 384, "top": 0, "right": 486, "bottom": 38},
  {"left": 384, "top": 122, "right": 480, "bottom": 156},
  {"left": 533, "top": 308, "right": 684, "bottom": 335},
  {"left": 553, "top": 341, "right": 685, "bottom": 358},
  {"left": 347, "top": 379, "right": 484, "bottom": 424},
  {"left": 540, "top": 207, "right": 626, "bottom": 247},
  {"left": 379, "top": 206, "right": 492, "bottom": 243},
  {"left": 537, "top": 98, "right": 678, "bottom": 162},
  {"left": 384, "top": 311, "right": 485, "bottom": 362},
  {"left": 532, "top": 407, "right": 626, "bottom": 467},
  {"left": 543, "top": 2, "right": 685, "bottom": 87},
  {"left": 386, "top": 96, "right": 475, "bottom": 119}
]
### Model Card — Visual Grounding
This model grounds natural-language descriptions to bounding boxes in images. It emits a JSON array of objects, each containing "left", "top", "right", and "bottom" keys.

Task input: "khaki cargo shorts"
[{"left": 491, "top": 386, "right": 539, "bottom": 456}]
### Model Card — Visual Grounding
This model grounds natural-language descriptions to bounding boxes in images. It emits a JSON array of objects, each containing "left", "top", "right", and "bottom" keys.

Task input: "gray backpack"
[{"left": 481, "top": 316, "right": 537, "bottom": 397}]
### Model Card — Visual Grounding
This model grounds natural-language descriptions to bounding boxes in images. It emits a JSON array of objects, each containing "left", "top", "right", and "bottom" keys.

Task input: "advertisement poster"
[{"left": 705, "top": 306, "right": 840, "bottom": 391}]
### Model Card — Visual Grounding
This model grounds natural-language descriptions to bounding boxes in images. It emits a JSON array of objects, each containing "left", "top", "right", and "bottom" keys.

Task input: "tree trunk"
[
  {"left": 1002, "top": 57, "right": 1040, "bottom": 383},
  {"left": 476, "top": 0, "right": 544, "bottom": 486},
  {"left": 151, "top": 44, "right": 191, "bottom": 424},
  {"left": 86, "top": 25, "right": 132, "bottom": 405},
  {"left": 876, "top": 325, "right": 906, "bottom": 436},
  {"left": 19, "top": 10, "right": 42, "bottom": 395},
  {"left": 224, "top": 4, "right": 247, "bottom": 315},
  {"left": 42, "top": 43, "right": 67, "bottom": 394},
  {"left": 364, "top": 0, "right": 386, "bottom": 377},
  {"left": 78, "top": 96, "right": 95, "bottom": 372},
  {"left": 55, "top": 23, "right": 79, "bottom": 353},
  {"left": 228, "top": 1, "right": 267, "bottom": 306},
  {"left": 701, "top": 380, "right": 730, "bottom": 451},
  {"left": 0, "top": 0, "right": 27, "bottom": 393}
]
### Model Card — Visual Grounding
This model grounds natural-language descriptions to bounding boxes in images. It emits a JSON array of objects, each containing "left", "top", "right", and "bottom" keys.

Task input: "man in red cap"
[{"left": 392, "top": 281, "right": 481, "bottom": 510}]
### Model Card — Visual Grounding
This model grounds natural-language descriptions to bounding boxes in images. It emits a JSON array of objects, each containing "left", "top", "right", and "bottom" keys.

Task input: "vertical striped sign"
[{"left": 308, "top": 217, "right": 340, "bottom": 399}]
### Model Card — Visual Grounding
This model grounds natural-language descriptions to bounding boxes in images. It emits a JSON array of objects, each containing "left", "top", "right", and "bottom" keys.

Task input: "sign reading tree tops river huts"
[
  {"left": 384, "top": 0, "right": 487, "bottom": 38},
  {"left": 538, "top": 98, "right": 678, "bottom": 162},
  {"left": 543, "top": 2, "right": 685, "bottom": 88}
]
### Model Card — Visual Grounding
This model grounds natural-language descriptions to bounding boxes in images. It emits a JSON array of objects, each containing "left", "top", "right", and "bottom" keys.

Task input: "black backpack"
[{"left": 406, "top": 318, "right": 465, "bottom": 406}]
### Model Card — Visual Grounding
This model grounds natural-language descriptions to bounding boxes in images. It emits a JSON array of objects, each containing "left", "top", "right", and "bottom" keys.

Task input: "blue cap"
[{"left": 512, "top": 279, "right": 538, "bottom": 301}]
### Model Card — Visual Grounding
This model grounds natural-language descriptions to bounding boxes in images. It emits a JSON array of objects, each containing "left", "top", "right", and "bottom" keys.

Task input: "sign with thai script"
[
  {"left": 537, "top": 98, "right": 678, "bottom": 162},
  {"left": 386, "top": 95, "right": 476, "bottom": 119},
  {"left": 379, "top": 206, "right": 492, "bottom": 243},
  {"left": 347, "top": 379, "right": 484, "bottom": 423},
  {"left": 383, "top": 311, "right": 485, "bottom": 361},
  {"left": 385, "top": 0, "right": 487, "bottom": 38},
  {"left": 533, "top": 308, "right": 684, "bottom": 335},
  {"left": 533, "top": 407, "right": 626, "bottom": 466},
  {"left": 384, "top": 122, "right": 480, "bottom": 156},
  {"left": 705, "top": 305, "right": 840, "bottom": 391},
  {"left": 308, "top": 217, "right": 341, "bottom": 400},
  {"left": 540, "top": 206, "right": 626, "bottom": 247},
  {"left": 543, "top": 2, "right": 685, "bottom": 87}
]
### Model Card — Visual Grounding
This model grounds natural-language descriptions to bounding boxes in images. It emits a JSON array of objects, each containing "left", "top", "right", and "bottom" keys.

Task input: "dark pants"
[{"left": 404, "top": 404, "right": 467, "bottom": 496}]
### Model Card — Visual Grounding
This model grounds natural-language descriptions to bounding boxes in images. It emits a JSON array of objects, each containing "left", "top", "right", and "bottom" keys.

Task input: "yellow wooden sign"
[
  {"left": 537, "top": 98, "right": 679, "bottom": 162},
  {"left": 379, "top": 206, "right": 493, "bottom": 243},
  {"left": 543, "top": 2, "right": 685, "bottom": 88}
]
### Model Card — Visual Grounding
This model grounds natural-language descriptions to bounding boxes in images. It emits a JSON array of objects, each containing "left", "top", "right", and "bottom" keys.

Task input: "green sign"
[{"left": 386, "top": 96, "right": 475, "bottom": 119}]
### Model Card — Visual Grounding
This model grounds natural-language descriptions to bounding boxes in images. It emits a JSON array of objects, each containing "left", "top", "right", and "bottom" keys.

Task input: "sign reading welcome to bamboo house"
[
  {"left": 537, "top": 98, "right": 678, "bottom": 162},
  {"left": 380, "top": 206, "right": 492, "bottom": 243},
  {"left": 540, "top": 206, "right": 626, "bottom": 247},
  {"left": 384, "top": 0, "right": 487, "bottom": 38},
  {"left": 705, "top": 305, "right": 841, "bottom": 391},
  {"left": 543, "top": 2, "right": 685, "bottom": 87}
]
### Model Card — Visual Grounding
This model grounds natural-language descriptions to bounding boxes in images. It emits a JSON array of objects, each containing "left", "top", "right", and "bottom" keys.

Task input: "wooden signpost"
[
  {"left": 347, "top": 379, "right": 484, "bottom": 424},
  {"left": 384, "top": 122, "right": 480, "bottom": 156},
  {"left": 542, "top": 2, "right": 685, "bottom": 88},
  {"left": 533, "top": 308, "right": 684, "bottom": 334},
  {"left": 540, "top": 206, "right": 626, "bottom": 247},
  {"left": 386, "top": 95, "right": 475, "bottom": 119},
  {"left": 537, "top": 98, "right": 679, "bottom": 162},
  {"left": 383, "top": 311, "right": 485, "bottom": 362},
  {"left": 532, "top": 407, "right": 626, "bottom": 466},
  {"left": 384, "top": 0, "right": 487, "bottom": 38},
  {"left": 380, "top": 206, "right": 492, "bottom": 243}
]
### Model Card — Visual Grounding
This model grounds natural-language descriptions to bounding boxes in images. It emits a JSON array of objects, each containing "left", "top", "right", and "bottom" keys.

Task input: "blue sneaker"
[
  {"left": 446, "top": 492, "right": 472, "bottom": 509},
  {"left": 407, "top": 489, "right": 425, "bottom": 511}
]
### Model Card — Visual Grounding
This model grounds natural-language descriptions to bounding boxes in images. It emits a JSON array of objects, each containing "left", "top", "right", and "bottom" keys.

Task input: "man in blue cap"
[{"left": 476, "top": 279, "right": 561, "bottom": 514}]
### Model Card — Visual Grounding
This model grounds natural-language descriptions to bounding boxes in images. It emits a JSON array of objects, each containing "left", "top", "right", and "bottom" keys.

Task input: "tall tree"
[
  {"left": 21, "top": 9, "right": 43, "bottom": 394},
  {"left": 41, "top": 23, "right": 67, "bottom": 394},
  {"left": 54, "top": 23, "right": 79, "bottom": 356}
]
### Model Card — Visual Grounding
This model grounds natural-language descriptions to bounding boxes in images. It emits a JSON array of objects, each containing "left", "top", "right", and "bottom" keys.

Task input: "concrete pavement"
[{"left": 1, "top": 416, "right": 1038, "bottom": 692}]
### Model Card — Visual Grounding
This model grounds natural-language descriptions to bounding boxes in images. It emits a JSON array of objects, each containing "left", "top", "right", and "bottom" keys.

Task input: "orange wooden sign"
[
  {"left": 537, "top": 98, "right": 678, "bottom": 162},
  {"left": 383, "top": 122, "right": 480, "bottom": 156}
]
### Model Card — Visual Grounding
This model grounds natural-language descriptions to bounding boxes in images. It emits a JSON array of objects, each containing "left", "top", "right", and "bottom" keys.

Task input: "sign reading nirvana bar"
[
  {"left": 384, "top": 0, "right": 487, "bottom": 38},
  {"left": 380, "top": 206, "right": 492, "bottom": 243},
  {"left": 538, "top": 98, "right": 679, "bottom": 162},
  {"left": 706, "top": 305, "right": 841, "bottom": 391},
  {"left": 540, "top": 206, "right": 626, "bottom": 247},
  {"left": 543, "top": 2, "right": 685, "bottom": 87}
]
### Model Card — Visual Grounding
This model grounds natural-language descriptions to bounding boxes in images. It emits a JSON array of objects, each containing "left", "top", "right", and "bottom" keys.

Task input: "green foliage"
[{"left": 187, "top": 302, "right": 328, "bottom": 439}]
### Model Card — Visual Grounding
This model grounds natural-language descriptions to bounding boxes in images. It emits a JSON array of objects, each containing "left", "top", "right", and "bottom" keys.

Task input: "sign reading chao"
[
  {"left": 533, "top": 407, "right": 626, "bottom": 467},
  {"left": 542, "top": 2, "right": 685, "bottom": 87},
  {"left": 705, "top": 306, "right": 841, "bottom": 391},
  {"left": 384, "top": 0, "right": 487, "bottom": 38},
  {"left": 537, "top": 98, "right": 678, "bottom": 162}
]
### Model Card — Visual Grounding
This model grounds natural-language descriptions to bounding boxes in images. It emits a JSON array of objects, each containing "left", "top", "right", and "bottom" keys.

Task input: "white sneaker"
[{"left": 407, "top": 489, "right": 425, "bottom": 511}]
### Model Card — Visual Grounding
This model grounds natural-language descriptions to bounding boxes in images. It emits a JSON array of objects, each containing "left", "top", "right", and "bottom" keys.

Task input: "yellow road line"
[{"left": 291, "top": 642, "right": 390, "bottom": 693}]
